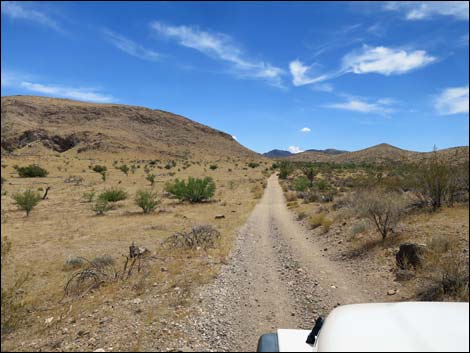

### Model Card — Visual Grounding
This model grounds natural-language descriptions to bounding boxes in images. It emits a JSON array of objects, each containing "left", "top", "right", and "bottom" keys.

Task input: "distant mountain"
[
  {"left": 264, "top": 148, "right": 348, "bottom": 158},
  {"left": 285, "top": 143, "right": 469, "bottom": 165},
  {"left": 263, "top": 149, "right": 293, "bottom": 158},
  {"left": 306, "top": 148, "right": 348, "bottom": 155}
]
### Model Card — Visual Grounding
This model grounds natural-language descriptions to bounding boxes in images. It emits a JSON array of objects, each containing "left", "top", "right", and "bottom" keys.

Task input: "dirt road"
[{"left": 178, "top": 174, "right": 374, "bottom": 351}]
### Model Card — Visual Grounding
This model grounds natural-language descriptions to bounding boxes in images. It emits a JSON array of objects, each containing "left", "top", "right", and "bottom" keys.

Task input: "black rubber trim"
[{"left": 257, "top": 333, "right": 279, "bottom": 352}]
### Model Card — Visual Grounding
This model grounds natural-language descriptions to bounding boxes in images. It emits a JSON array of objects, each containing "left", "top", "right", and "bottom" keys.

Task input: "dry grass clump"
[
  {"left": 308, "top": 213, "right": 333, "bottom": 232},
  {"left": 1, "top": 236, "right": 29, "bottom": 334},
  {"left": 251, "top": 183, "right": 265, "bottom": 199},
  {"left": 417, "top": 234, "right": 469, "bottom": 302},
  {"left": 285, "top": 191, "right": 298, "bottom": 202}
]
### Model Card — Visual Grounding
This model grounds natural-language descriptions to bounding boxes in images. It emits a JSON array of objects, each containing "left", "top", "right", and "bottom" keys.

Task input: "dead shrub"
[
  {"left": 163, "top": 225, "right": 221, "bottom": 250},
  {"left": 308, "top": 213, "right": 332, "bottom": 232}
]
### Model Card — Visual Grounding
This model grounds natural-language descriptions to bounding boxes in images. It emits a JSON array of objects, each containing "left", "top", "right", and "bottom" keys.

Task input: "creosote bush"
[
  {"left": 12, "top": 189, "right": 42, "bottom": 216},
  {"left": 165, "top": 177, "right": 215, "bottom": 203},
  {"left": 135, "top": 189, "right": 160, "bottom": 214},
  {"left": 293, "top": 177, "right": 310, "bottom": 192},
  {"left": 352, "top": 189, "right": 407, "bottom": 240},
  {"left": 15, "top": 164, "right": 48, "bottom": 178},
  {"left": 98, "top": 188, "right": 128, "bottom": 202}
]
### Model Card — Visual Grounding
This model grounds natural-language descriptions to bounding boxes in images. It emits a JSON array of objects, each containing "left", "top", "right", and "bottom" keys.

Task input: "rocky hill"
[{"left": 1, "top": 95, "right": 261, "bottom": 160}]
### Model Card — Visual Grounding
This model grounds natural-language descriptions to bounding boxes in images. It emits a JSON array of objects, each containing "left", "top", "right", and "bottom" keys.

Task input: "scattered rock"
[
  {"left": 215, "top": 214, "right": 225, "bottom": 219},
  {"left": 387, "top": 289, "right": 397, "bottom": 296}
]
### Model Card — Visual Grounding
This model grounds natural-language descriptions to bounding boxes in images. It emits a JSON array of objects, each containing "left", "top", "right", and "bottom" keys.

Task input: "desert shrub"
[
  {"left": 82, "top": 191, "right": 96, "bottom": 203},
  {"left": 1, "top": 177, "right": 6, "bottom": 189},
  {"left": 411, "top": 150, "right": 465, "bottom": 211},
  {"left": 91, "top": 165, "right": 107, "bottom": 174},
  {"left": 302, "top": 165, "right": 317, "bottom": 187},
  {"left": 92, "top": 198, "right": 112, "bottom": 215},
  {"left": 91, "top": 255, "right": 115, "bottom": 268},
  {"left": 315, "top": 179, "right": 330, "bottom": 191},
  {"left": 209, "top": 164, "right": 218, "bottom": 170},
  {"left": 98, "top": 188, "right": 128, "bottom": 202},
  {"left": 248, "top": 162, "right": 260, "bottom": 168},
  {"left": 15, "top": 164, "right": 48, "bottom": 178},
  {"left": 297, "top": 212, "right": 307, "bottom": 221},
  {"left": 418, "top": 235, "right": 469, "bottom": 301},
  {"left": 164, "top": 225, "right": 221, "bottom": 249},
  {"left": 285, "top": 191, "right": 298, "bottom": 202},
  {"left": 146, "top": 173, "right": 156, "bottom": 186},
  {"left": 1, "top": 237, "right": 29, "bottom": 334},
  {"left": 64, "top": 256, "right": 86, "bottom": 271},
  {"left": 320, "top": 191, "right": 335, "bottom": 203},
  {"left": 293, "top": 177, "right": 310, "bottom": 192},
  {"left": 118, "top": 164, "right": 129, "bottom": 176},
  {"left": 351, "top": 222, "right": 367, "bottom": 235},
  {"left": 165, "top": 177, "right": 216, "bottom": 202},
  {"left": 135, "top": 189, "right": 160, "bottom": 213},
  {"left": 308, "top": 213, "right": 332, "bottom": 232},
  {"left": 352, "top": 190, "right": 406, "bottom": 240},
  {"left": 272, "top": 162, "right": 279, "bottom": 169},
  {"left": 279, "top": 161, "right": 294, "bottom": 179},
  {"left": 12, "top": 189, "right": 42, "bottom": 216},
  {"left": 303, "top": 191, "right": 319, "bottom": 203},
  {"left": 251, "top": 183, "right": 264, "bottom": 199}
]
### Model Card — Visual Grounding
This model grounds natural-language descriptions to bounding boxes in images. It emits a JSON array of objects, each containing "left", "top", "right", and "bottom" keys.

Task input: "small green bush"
[
  {"left": 209, "top": 164, "right": 218, "bottom": 170},
  {"left": 15, "top": 165, "right": 48, "bottom": 178},
  {"left": 82, "top": 191, "right": 96, "bottom": 203},
  {"left": 12, "top": 189, "right": 42, "bottom": 216},
  {"left": 135, "top": 189, "right": 160, "bottom": 213},
  {"left": 248, "top": 162, "right": 260, "bottom": 168},
  {"left": 98, "top": 188, "right": 128, "bottom": 202},
  {"left": 92, "top": 198, "right": 112, "bottom": 215},
  {"left": 293, "top": 177, "right": 310, "bottom": 192},
  {"left": 91, "top": 165, "right": 107, "bottom": 174},
  {"left": 165, "top": 177, "right": 216, "bottom": 203},
  {"left": 146, "top": 173, "right": 156, "bottom": 186},
  {"left": 118, "top": 165, "right": 129, "bottom": 176}
]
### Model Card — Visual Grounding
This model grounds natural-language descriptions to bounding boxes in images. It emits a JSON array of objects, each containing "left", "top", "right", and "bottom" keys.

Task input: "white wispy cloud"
[
  {"left": 288, "top": 146, "right": 304, "bottom": 154},
  {"left": 385, "top": 1, "right": 469, "bottom": 21},
  {"left": 325, "top": 97, "right": 394, "bottom": 114},
  {"left": 1, "top": 1, "right": 63, "bottom": 32},
  {"left": 289, "top": 60, "right": 330, "bottom": 86},
  {"left": 150, "top": 21, "right": 284, "bottom": 87},
  {"left": 311, "top": 83, "right": 334, "bottom": 92},
  {"left": 2, "top": 69, "right": 116, "bottom": 103},
  {"left": 300, "top": 127, "right": 311, "bottom": 133},
  {"left": 342, "top": 45, "right": 436, "bottom": 75},
  {"left": 232, "top": 135, "right": 238, "bottom": 141},
  {"left": 434, "top": 86, "right": 469, "bottom": 115},
  {"left": 291, "top": 45, "right": 435, "bottom": 87},
  {"left": 102, "top": 29, "right": 161, "bottom": 61}
]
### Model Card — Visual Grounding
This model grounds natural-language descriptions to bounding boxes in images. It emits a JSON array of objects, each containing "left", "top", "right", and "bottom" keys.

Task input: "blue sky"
[{"left": 1, "top": 1, "right": 469, "bottom": 153}]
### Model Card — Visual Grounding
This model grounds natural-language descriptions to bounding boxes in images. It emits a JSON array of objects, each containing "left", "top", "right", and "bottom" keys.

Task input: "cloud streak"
[
  {"left": 1, "top": 2, "right": 63, "bottom": 32},
  {"left": 435, "top": 86, "right": 469, "bottom": 115},
  {"left": 150, "top": 21, "right": 284, "bottom": 87},
  {"left": 103, "top": 29, "right": 161, "bottom": 61},
  {"left": 325, "top": 97, "right": 394, "bottom": 114},
  {"left": 384, "top": 1, "right": 469, "bottom": 21},
  {"left": 342, "top": 45, "right": 436, "bottom": 75},
  {"left": 300, "top": 127, "right": 311, "bottom": 133},
  {"left": 2, "top": 70, "right": 116, "bottom": 103}
]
